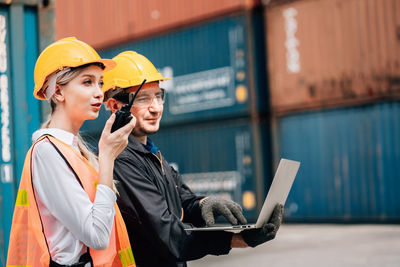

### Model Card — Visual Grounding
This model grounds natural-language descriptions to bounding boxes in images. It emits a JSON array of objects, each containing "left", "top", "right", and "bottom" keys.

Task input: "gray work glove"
[
  {"left": 200, "top": 196, "right": 247, "bottom": 226},
  {"left": 241, "top": 204, "right": 283, "bottom": 247}
]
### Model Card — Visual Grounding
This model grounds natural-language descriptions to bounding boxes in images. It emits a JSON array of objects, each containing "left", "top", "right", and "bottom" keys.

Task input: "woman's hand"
[
  {"left": 98, "top": 113, "right": 136, "bottom": 161},
  {"left": 97, "top": 113, "right": 136, "bottom": 188}
]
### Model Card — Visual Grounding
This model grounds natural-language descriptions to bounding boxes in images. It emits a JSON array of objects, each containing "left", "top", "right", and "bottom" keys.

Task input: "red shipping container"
[
  {"left": 265, "top": 0, "right": 400, "bottom": 115},
  {"left": 55, "top": 0, "right": 261, "bottom": 49}
]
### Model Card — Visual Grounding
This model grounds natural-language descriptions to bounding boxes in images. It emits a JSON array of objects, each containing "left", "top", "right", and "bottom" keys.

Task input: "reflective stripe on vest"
[{"left": 7, "top": 135, "right": 135, "bottom": 267}]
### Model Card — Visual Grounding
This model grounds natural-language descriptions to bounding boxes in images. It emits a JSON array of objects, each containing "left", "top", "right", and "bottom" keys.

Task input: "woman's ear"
[{"left": 53, "top": 84, "right": 65, "bottom": 103}]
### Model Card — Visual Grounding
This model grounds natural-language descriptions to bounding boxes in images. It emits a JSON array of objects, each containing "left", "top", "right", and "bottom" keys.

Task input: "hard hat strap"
[{"left": 44, "top": 68, "right": 71, "bottom": 102}]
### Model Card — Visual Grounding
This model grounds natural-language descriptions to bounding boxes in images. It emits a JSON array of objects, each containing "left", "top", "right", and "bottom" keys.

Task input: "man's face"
[{"left": 126, "top": 82, "right": 164, "bottom": 137}]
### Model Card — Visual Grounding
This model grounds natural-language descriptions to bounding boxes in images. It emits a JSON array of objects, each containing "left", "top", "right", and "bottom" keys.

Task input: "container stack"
[{"left": 265, "top": 0, "right": 400, "bottom": 222}]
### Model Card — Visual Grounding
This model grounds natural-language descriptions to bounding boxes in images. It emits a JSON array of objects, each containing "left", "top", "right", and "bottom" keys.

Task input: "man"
[{"left": 103, "top": 51, "right": 283, "bottom": 267}]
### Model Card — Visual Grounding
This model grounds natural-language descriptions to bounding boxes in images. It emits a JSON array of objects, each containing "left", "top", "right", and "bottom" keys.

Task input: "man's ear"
[
  {"left": 106, "top": 98, "right": 123, "bottom": 113},
  {"left": 53, "top": 84, "right": 65, "bottom": 103}
]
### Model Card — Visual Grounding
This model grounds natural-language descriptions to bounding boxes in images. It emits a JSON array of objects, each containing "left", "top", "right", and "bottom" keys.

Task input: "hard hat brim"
[{"left": 98, "top": 59, "right": 116, "bottom": 72}]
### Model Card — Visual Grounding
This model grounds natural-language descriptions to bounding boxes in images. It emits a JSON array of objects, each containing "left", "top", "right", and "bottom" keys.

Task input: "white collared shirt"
[{"left": 31, "top": 128, "right": 116, "bottom": 265}]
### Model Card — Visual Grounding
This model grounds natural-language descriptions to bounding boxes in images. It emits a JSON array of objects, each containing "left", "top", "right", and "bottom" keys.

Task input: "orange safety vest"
[{"left": 6, "top": 135, "right": 136, "bottom": 267}]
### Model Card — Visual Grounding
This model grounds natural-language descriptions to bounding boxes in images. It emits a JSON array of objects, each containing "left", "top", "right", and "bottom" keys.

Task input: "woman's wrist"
[{"left": 98, "top": 156, "right": 114, "bottom": 188}]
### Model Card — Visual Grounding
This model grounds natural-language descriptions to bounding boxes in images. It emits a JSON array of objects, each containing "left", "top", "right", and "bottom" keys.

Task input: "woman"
[{"left": 7, "top": 37, "right": 136, "bottom": 267}]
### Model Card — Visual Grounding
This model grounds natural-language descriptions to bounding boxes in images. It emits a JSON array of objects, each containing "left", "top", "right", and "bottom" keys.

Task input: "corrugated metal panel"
[
  {"left": 150, "top": 119, "right": 271, "bottom": 222},
  {"left": 275, "top": 102, "right": 400, "bottom": 222},
  {"left": 55, "top": 0, "right": 261, "bottom": 49},
  {"left": 265, "top": 0, "right": 400, "bottom": 115},
  {"left": 81, "top": 13, "right": 266, "bottom": 133},
  {"left": 0, "top": 1, "right": 54, "bottom": 263},
  {"left": 0, "top": 5, "right": 14, "bottom": 262}
]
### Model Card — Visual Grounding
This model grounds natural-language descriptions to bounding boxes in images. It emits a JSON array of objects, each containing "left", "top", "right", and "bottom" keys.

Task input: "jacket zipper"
[
  {"left": 153, "top": 151, "right": 167, "bottom": 182},
  {"left": 152, "top": 151, "right": 184, "bottom": 220},
  {"left": 156, "top": 151, "right": 165, "bottom": 176}
]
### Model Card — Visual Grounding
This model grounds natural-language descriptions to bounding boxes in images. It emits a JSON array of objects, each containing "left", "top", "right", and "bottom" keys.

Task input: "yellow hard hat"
[
  {"left": 33, "top": 37, "right": 116, "bottom": 100},
  {"left": 103, "top": 51, "right": 169, "bottom": 95}
]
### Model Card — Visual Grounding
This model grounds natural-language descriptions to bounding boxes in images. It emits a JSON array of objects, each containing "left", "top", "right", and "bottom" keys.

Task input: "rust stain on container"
[
  {"left": 55, "top": 0, "right": 260, "bottom": 49},
  {"left": 265, "top": 0, "right": 400, "bottom": 115}
]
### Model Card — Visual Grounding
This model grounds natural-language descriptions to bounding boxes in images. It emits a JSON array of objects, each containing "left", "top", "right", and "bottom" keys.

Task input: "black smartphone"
[{"left": 111, "top": 79, "right": 146, "bottom": 133}]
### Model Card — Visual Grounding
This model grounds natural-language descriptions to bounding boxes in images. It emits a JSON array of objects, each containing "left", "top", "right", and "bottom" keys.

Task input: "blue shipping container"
[
  {"left": 276, "top": 102, "right": 400, "bottom": 222},
  {"left": 94, "top": 12, "right": 267, "bottom": 128}
]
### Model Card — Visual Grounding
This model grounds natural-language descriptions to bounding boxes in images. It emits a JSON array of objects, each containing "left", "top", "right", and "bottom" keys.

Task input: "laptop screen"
[{"left": 255, "top": 159, "right": 300, "bottom": 228}]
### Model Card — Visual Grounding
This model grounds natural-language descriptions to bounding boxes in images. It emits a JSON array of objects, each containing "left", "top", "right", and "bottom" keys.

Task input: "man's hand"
[
  {"left": 200, "top": 196, "right": 247, "bottom": 226},
  {"left": 241, "top": 204, "right": 283, "bottom": 247}
]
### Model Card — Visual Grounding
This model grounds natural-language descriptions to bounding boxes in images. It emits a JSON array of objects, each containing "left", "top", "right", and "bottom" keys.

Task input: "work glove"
[
  {"left": 200, "top": 196, "right": 247, "bottom": 226},
  {"left": 241, "top": 204, "right": 284, "bottom": 247}
]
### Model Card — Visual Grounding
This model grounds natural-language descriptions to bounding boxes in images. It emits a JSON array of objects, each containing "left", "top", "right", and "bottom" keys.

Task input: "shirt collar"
[
  {"left": 32, "top": 128, "right": 80, "bottom": 152},
  {"left": 143, "top": 138, "right": 159, "bottom": 155}
]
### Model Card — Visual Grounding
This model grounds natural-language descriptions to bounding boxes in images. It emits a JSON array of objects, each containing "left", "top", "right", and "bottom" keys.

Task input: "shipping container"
[
  {"left": 82, "top": 13, "right": 267, "bottom": 134},
  {"left": 265, "top": 0, "right": 400, "bottom": 115},
  {"left": 149, "top": 118, "right": 272, "bottom": 222},
  {"left": 0, "top": 0, "right": 54, "bottom": 263},
  {"left": 274, "top": 102, "right": 400, "bottom": 222},
  {"left": 55, "top": 0, "right": 262, "bottom": 49}
]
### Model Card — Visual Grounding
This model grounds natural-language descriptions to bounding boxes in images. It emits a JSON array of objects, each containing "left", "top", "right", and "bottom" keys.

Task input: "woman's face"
[{"left": 58, "top": 65, "right": 104, "bottom": 122}]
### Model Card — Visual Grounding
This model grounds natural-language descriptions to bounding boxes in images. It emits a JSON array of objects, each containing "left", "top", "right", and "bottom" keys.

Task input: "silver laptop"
[{"left": 184, "top": 158, "right": 300, "bottom": 232}]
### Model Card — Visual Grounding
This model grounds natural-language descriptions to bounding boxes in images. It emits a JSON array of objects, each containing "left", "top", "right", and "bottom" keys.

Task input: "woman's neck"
[{"left": 48, "top": 110, "right": 83, "bottom": 136}]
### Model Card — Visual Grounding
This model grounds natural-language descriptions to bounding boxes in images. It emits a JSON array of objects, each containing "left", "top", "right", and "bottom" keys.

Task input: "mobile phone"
[{"left": 111, "top": 79, "right": 146, "bottom": 133}]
